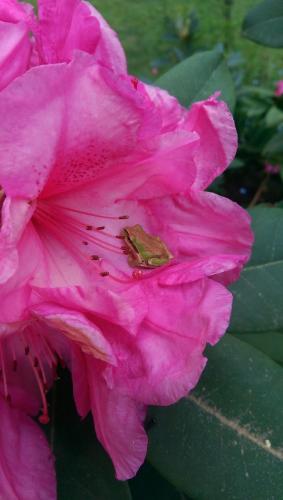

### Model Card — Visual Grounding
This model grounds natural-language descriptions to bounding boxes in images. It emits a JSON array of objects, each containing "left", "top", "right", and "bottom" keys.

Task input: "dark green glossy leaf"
[
  {"left": 230, "top": 207, "right": 283, "bottom": 334},
  {"left": 130, "top": 462, "right": 188, "bottom": 500},
  {"left": 148, "top": 335, "right": 283, "bottom": 500},
  {"left": 265, "top": 106, "right": 283, "bottom": 128},
  {"left": 229, "top": 158, "right": 245, "bottom": 169},
  {"left": 229, "top": 207, "right": 283, "bottom": 361},
  {"left": 156, "top": 50, "right": 235, "bottom": 110},
  {"left": 263, "top": 130, "right": 283, "bottom": 157},
  {"left": 242, "top": 0, "right": 283, "bottom": 48},
  {"left": 47, "top": 374, "right": 132, "bottom": 500},
  {"left": 238, "top": 332, "right": 283, "bottom": 364}
]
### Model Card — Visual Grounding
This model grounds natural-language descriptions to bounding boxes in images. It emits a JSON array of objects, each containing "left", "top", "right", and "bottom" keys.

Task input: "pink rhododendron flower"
[
  {"left": 0, "top": 0, "right": 126, "bottom": 91},
  {"left": 275, "top": 80, "right": 283, "bottom": 97},
  {"left": 0, "top": 53, "right": 253, "bottom": 493}
]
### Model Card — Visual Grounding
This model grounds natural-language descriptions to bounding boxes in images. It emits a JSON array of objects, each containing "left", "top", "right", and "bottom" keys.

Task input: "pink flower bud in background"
[
  {"left": 275, "top": 80, "right": 283, "bottom": 97},
  {"left": 264, "top": 163, "right": 281, "bottom": 175}
]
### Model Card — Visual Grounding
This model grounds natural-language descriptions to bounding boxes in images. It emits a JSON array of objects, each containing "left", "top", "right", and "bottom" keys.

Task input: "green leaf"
[
  {"left": 242, "top": 0, "right": 283, "bottom": 48},
  {"left": 47, "top": 373, "right": 132, "bottom": 500},
  {"left": 263, "top": 130, "right": 283, "bottom": 157},
  {"left": 156, "top": 50, "right": 235, "bottom": 110},
  {"left": 147, "top": 335, "right": 283, "bottom": 500},
  {"left": 229, "top": 207, "right": 283, "bottom": 334},
  {"left": 237, "top": 332, "right": 283, "bottom": 364},
  {"left": 229, "top": 158, "right": 245, "bottom": 169},
  {"left": 229, "top": 207, "right": 283, "bottom": 362},
  {"left": 265, "top": 106, "right": 283, "bottom": 128},
  {"left": 130, "top": 462, "right": 188, "bottom": 500}
]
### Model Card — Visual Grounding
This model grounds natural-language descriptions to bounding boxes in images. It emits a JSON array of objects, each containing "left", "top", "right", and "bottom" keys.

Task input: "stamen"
[
  {"left": 0, "top": 341, "right": 9, "bottom": 402},
  {"left": 46, "top": 203, "right": 130, "bottom": 221},
  {"left": 27, "top": 354, "right": 50, "bottom": 424},
  {"left": 36, "top": 206, "right": 124, "bottom": 255},
  {"left": 108, "top": 274, "right": 133, "bottom": 284},
  {"left": 91, "top": 255, "right": 100, "bottom": 260},
  {"left": 40, "top": 334, "right": 59, "bottom": 367},
  {"left": 100, "top": 271, "right": 110, "bottom": 277},
  {"left": 10, "top": 343, "right": 17, "bottom": 372},
  {"left": 30, "top": 336, "right": 48, "bottom": 388}
]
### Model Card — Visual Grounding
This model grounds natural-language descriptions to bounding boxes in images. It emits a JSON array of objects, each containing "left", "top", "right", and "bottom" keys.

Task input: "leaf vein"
[{"left": 187, "top": 394, "right": 283, "bottom": 461}]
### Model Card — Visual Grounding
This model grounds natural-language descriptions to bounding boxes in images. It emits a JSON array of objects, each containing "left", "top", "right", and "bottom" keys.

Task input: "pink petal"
[
  {"left": 71, "top": 345, "right": 90, "bottom": 418},
  {"left": 185, "top": 94, "right": 238, "bottom": 190},
  {"left": 0, "top": 55, "right": 158, "bottom": 199},
  {"left": 146, "top": 190, "right": 253, "bottom": 285},
  {"left": 83, "top": 2, "right": 127, "bottom": 73},
  {"left": 36, "top": 0, "right": 100, "bottom": 63},
  {"left": 0, "top": 396, "right": 56, "bottom": 499},
  {"left": 0, "top": 21, "right": 31, "bottom": 91},
  {"left": 0, "top": 197, "right": 35, "bottom": 286},
  {"left": 0, "top": 0, "right": 34, "bottom": 23},
  {"left": 145, "top": 84, "right": 185, "bottom": 132},
  {"left": 107, "top": 278, "right": 232, "bottom": 406},
  {"left": 88, "top": 360, "right": 147, "bottom": 480},
  {"left": 31, "top": 303, "right": 115, "bottom": 363},
  {"left": 32, "top": 284, "right": 147, "bottom": 335},
  {"left": 36, "top": 0, "right": 126, "bottom": 72}
]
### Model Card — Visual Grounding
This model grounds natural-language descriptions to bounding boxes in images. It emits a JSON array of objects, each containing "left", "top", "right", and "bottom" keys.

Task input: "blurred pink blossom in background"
[
  {"left": 275, "top": 80, "right": 283, "bottom": 97},
  {"left": 264, "top": 163, "right": 280, "bottom": 175}
]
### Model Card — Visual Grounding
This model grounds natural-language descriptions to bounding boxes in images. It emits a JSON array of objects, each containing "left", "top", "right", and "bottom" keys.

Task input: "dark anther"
[
  {"left": 115, "top": 235, "right": 125, "bottom": 239},
  {"left": 95, "top": 226, "right": 105, "bottom": 231},
  {"left": 119, "top": 215, "right": 129, "bottom": 220},
  {"left": 13, "top": 360, "right": 17, "bottom": 372},
  {"left": 100, "top": 271, "right": 110, "bottom": 277},
  {"left": 86, "top": 225, "right": 93, "bottom": 230},
  {"left": 91, "top": 255, "right": 100, "bottom": 260},
  {"left": 82, "top": 241, "right": 89, "bottom": 246}
]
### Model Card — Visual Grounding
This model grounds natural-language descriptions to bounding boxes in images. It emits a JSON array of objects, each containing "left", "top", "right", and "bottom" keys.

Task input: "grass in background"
[{"left": 92, "top": 0, "right": 282, "bottom": 84}]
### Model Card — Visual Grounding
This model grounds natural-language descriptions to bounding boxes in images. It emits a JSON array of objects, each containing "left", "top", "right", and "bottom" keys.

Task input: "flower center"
[{"left": 32, "top": 200, "right": 145, "bottom": 282}]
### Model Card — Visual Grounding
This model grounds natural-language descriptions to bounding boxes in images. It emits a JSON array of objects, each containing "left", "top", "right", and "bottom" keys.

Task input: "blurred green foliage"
[{"left": 91, "top": 0, "right": 282, "bottom": 82}]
